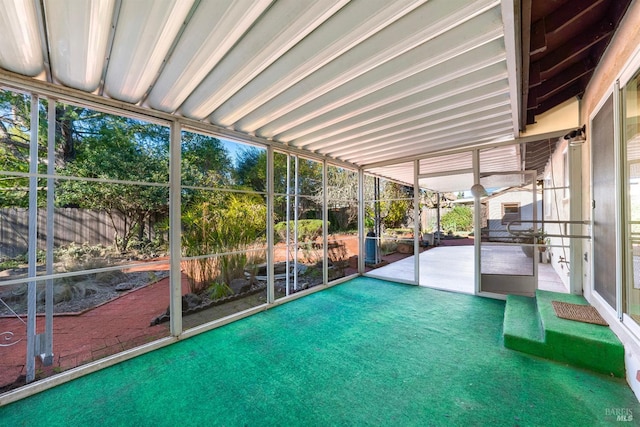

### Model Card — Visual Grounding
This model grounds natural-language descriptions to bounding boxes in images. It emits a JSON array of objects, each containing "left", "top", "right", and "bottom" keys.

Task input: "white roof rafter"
[{"left": 0, "top": 0, "right": 522, "bottom": 185}]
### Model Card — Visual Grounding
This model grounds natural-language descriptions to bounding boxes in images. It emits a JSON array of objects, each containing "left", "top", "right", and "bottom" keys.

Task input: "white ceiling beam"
[
  {"left": 0, "top": 0, "right": 44, "bottom": 76},
  {"left": 353, "top": 125, "right": 514, "bottom": 165},
  {"left": 97, "top": 0, "right": 121, "bottom": 97},
  {"left": 419, "top": 168, "right": 474, "bottom": 179},
  {"left": 264, "top": 13, "right": 506, "bottom": 140},
  {"left": 320, "top": 108, "right": 508, "bottom": 158},
  {"left": 263, "top": 13, "right": 505, "bottom": 141},
  {"left": 335, "top": 119, "right": 513, "bottom": 164},
  {"left": 418, "top": 152, "right": 474, "bottom": 175},
  {"left": 326, "top": 108, "right": 513, "bottom": 160},
  {"left": 145, "top": 0, "right": 273, "bottom": 113},
  {"left": 310, "top": 94, "right": 511, "bottom": 156},
  {"left": 44, "top": 0, "right": 116, "bottom": 92},
  {"left": 501, "top": 0, "right": 522, "bottom": 134},
  {"left": 209, "top": 0, "right": 428, "bottom": 127},
  {"left": 179, "top": 0, "right": 348, "bottom": 120},
  {"left": 298, "top": 79, "right": 511, "bottom": 152},
  {"left": 280, "top": 60, "right": 508, "bottom": 146},
  {"left": 236, "top": 0, "right": 501, "bottom": 134},
  {"left": 362, "top": 133, "right": 519, "bottom": 171},
  {"left": 103, "top": 0, "right": 195, "bottom": 103}
]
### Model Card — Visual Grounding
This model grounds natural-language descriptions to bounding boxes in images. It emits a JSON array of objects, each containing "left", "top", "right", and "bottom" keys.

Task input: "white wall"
[
  {"left": 485, "top": 188, "right": 541, "bottom": 240},
  {"left": 542, "top": 139, "right": 571, "bottom": 288}
]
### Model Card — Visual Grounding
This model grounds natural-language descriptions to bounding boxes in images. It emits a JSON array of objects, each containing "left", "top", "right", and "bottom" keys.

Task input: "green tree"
[
  {"left": 381, "top": 182, "right": 412, "bottom": 229},
  {"left": 56, "top": 114, "right": 170, "bottom": 250},
  {"left": 181, "top": 131, "right": 231, "bottom": 189},
  {"left": 0, "top": 90, "right": 47, "bottom": 207},
  {"left": 236, "top": 150, "right": 325, "bottom": 221},
  {"left": 0, "top": 91, "right": 115, "bottom": 207},
  {"left": 441, "top": 205, "right": 473, "bottom": 233},
  {"left": 182, "top": 191, "right": 266, "bottom": 292},
  {"left": 233, "top": 147, "right": 267, "bottom": 192}
]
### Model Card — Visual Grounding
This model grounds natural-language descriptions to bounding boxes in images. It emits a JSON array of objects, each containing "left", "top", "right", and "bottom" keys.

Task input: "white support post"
[
  {"left": 614, "top": 80, "right": 624, "bottom": 316},
  {"left": 414, "top": 160, "right": 420, "bottom": 285},
  {"left": 285, "top": 154, "right": 291, "bottom": 296},
  {"left": 473, "top": 150, "right": 481, "bottom": 295},
  {"left": 169, "top": 121, "right": 182, "bottom": 336},
  {"left": 26, "top": 94, "right": 39, "bottom": 383},
  {"left": 436, "top": 193, "right": 441, "bottom": 246},
  {"left": 266, "top": 146, "right": 275, "bottom": 303},
  {"left": 293, "top": 156, "right": 299, "bottom": 291},
  {"left": 322, "top": 159, "right": 328, "bottom": 285},
  {"left": 531, "top": 170, "right": 539, "bottom": 286},
  {"left": 358, "top": 169, "right": 365, "bottom": 274},
  {"left": 568, "top": 145, "right": 584, "bottom": 295},
  {"left": 43, "top": 97, "right": 56, "bottom": 365}
]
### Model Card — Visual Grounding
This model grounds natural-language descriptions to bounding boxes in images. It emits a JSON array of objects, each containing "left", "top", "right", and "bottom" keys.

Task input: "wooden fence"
[
  {"left": 0, "top": 208, "right": 129, "bottom": 258},
  {"left": 421, "top": 207, "right": 452, "bottom": 232},
  {"left": 0, "top": 206, "right": 458, "bottom": 258}
]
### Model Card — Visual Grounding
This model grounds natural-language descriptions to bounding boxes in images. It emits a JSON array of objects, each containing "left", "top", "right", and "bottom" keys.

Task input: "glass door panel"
[{"left": 624, "top": 69, "right": 640, "bottom": 323}]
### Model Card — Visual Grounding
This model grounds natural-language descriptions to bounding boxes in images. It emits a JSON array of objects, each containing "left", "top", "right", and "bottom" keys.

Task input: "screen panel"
[{"left": 592, "top": 94, "right": 617, "bottom": 307}]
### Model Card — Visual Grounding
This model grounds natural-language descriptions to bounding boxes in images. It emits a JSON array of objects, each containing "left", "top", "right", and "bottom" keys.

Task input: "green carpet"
[
  {"left": 504, "top": 292, "right": 625, "bottom": 377},
  {"left": 1, "top": 277, "right": 638, "bottom": 426}
]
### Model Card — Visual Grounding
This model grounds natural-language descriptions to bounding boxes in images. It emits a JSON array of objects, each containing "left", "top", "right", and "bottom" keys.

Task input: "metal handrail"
[{"left": 506, "top": 219, "right": 590, "bottom": 240}]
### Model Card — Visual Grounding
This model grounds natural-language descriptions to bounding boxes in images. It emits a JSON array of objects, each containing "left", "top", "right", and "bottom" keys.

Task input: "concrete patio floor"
[{"left": 366, "top": 244, "right": 568, "bottom": 295}]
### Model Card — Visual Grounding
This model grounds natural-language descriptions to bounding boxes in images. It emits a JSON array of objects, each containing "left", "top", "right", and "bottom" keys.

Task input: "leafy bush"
[
  {"left": 383, "top": 199, "right": 410, "bottom": 229},
  {"left": 365, "top": 216, "right": 375, "bottom": 229},
  {"left": 122, "top": 235, "right": 168, "bottom": 257},
  {"left": 182, "top": 193, "right": 266, "bottom": 293},
  {"left": 208, "top": 282, "right": 233, "bottom": 300},
  {"left": 274, "top": 219, "right": 326, "bottom": 243},
  {"left": 55, "top": 243, "right": 113, "bottom": 272},
  {"left": 441, "top": 205, "right": 473, "bottom": 233},
  {"left": 36, "top": 280, "right": 100, "bottom": 305}
]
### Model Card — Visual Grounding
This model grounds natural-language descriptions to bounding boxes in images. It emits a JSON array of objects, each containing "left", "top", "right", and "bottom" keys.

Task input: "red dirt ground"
[{"left": 0, "top": 266, "right": 189, "bottom": 390}]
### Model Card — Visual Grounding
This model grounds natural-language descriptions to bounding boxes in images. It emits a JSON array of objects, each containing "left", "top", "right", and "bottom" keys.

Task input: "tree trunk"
[{"left": 55, "top": 105, "right": 76, "bottom": 165}]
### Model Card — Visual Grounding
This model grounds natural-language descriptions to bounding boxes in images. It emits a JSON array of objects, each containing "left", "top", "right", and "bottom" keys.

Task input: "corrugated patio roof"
[
  {"left": 0, "top": 0, "right": 519, "bottom": 179},
  {"left": 0, "top": 0, "right": 629, "bottom": 185}
]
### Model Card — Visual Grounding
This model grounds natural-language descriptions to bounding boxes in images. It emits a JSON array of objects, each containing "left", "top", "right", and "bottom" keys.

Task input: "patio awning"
[
  {"left": 0, "top": 0, "right": 518, "bottom": 177},
  {"left": 0, "top": 0, "right": 629, "bottom": 185}
]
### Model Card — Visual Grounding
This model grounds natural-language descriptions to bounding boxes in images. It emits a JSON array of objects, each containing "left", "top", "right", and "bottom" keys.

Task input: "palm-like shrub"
[{"left": 182, "top": 193, "right": 266, "bottom": 294}]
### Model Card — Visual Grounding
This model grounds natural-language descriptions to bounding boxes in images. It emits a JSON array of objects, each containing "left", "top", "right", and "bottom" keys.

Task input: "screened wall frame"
[
  {"left": 325, "top": 164, "right": 360, "bottom": 284},
  {"left": 0, "top": 90, "right": 175, "bottom": 390},
  {"left": 361, "top": 161, "right": 420, "bottom": 285},
  {"left": 271, "top": 150, "right": 360, "bottom": 300},
  {"left": 0, "top": 80, "right": 362, "bottom": 403},
  {"left": 178, "top": 127, "right": 271, "bottom": 332}
]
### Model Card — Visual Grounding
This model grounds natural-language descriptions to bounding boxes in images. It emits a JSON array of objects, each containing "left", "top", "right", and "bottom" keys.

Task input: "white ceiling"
[{"left": 0, "top": 0, "right": 520, "bottom": 184}]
